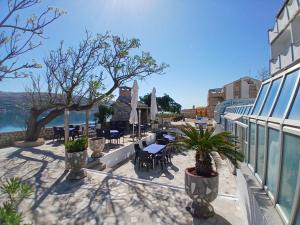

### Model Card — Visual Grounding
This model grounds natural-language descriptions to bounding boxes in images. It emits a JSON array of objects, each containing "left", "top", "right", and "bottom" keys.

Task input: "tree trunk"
[
  {"left": 195, "top": 151, "right": 213, "bottom": 177},
  {"left": 25, "top": 111, "right": 44, "bottom": 142}
]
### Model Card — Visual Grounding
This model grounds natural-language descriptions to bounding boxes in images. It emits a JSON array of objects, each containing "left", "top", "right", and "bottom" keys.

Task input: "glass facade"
[
  {"left": 256, "top": 125, "right": 265, "bottom": 179},
  {"left": 249, "top": 122, "right": 256, "bottom": 167},
  {"left": 266, "top": 128, "right": 280, "bottom": 197},
  {"left": 252, "top": 83, "right": 270, "bottom": 115},
  {"left": 272, "top": 72, "right": 299, "bottom": 118},
  {"left": 260, "top": 78, "right": 281, "bottom": 117},
  {"left": 278, "top": 133, "right": 300, "bottom": 219},
  {"left": 289, "top": 84, "right": 300, "bottom": 120}
]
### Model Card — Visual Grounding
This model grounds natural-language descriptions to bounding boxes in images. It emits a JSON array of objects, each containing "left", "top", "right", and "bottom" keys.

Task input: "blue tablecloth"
[
  {"left": 110, "top": 130, "right": 119, "bottom": 133},
  {"left": 144, "top": 144, "right": 166, "bottom": 154},
  {"left": 163, "top": 134, "right": 175, "bottom": 141}
]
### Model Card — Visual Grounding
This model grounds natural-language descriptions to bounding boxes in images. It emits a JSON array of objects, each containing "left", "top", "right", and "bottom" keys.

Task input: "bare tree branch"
[
  {"left": 25, "top": 32, "right": 168, "bottom": 141},
  {"left": 0, "top": 0, "right": 64, "bottom": 81}
]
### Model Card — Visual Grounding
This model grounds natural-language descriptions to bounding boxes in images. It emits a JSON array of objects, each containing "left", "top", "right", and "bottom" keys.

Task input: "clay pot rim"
[
  {"left": 89, "top": 137, "right": 105, "bottom": 141},
  {"left": 185, "top": 167, "right": 218, "bottom": 178}
]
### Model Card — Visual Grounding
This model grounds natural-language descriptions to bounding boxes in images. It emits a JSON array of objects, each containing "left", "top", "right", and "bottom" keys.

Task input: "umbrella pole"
[{"left": 132, "top": 124, "right": 135, "bottom": 142}]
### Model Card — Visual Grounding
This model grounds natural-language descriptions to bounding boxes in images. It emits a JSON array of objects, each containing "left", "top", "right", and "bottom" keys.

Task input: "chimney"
[{"left": 119, "top": 86, "right": 131, "bottom": 97}]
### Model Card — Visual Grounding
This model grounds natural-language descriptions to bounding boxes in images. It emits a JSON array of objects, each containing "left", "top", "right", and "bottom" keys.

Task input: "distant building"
[
  {"left": 111, "top": 86, "right": 149, "bottom": 124},
  {"left": 181, "top": 108, "right": 196, "bottom": 118},
  {"left": 207, "top": 88, "right": 224, "bottom": 118},
  {"left": 207, "top": 76, "right": 261, "bottom": 118}
]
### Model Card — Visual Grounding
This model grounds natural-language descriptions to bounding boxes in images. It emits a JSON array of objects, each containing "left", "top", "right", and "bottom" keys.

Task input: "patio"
[{"left": 0, "top": 137, "right": 243, "bottom": 225}]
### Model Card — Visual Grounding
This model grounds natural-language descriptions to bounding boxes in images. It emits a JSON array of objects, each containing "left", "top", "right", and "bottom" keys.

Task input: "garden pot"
[
  {"left": 66, "top": 150, "right": 87, "bottom": 180},
  {"left": 185, "top": 167, "right": 219, "bottom": 218},
  {"left": 89, "top": 137, "right": 105, "bottom": 158},
  {"left": 151, "top": 123, "right": 159, "bottom": 130}
]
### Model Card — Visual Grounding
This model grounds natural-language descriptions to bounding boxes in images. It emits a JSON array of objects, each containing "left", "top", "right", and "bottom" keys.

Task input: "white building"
[
  {"left": 269, "top": 0, "right": 300, "bottom": 76},
  {"left": 217, "top": 1, "right": 300, "bottom": 225}
]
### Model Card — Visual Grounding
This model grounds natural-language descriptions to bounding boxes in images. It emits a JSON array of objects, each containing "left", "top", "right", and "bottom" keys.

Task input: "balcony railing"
[
  {"left": 293, "top": 39, "right": 300, "bottom": 60},
  {"left": 278, "top": 7, "right": 289, "bottom": 32},
  {"left": 270, "top": 57, "right": 281, "bottom": 75},
  {"left": 268, "top": 22, "right": 278, "bottom": 43},
  {"left": 281, "top": 45, "right": 293, "bottom": 68},
  {"left": 270, "top": 42, "right": 300, "bottom": 75},
  {"left": 269, "top": 0, "right": 300, "bottom": 44},
  {"left": 287, "top": 0, "right": 299, "bottom": 19}
]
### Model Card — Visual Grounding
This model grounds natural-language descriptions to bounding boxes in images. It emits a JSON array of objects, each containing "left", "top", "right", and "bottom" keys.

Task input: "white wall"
[
  {"left": 241, "top": 79, "right": 250, "bottom": 99},
  {"left": 225, "top": 83, "right": 234, "bottom": 100},
  {"left": 100, "top": 133, "right": 156, "bottom": 168}
]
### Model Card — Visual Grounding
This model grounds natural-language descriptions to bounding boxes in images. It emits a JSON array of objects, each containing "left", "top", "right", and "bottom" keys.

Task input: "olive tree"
[
  {"left": 25, "top": 32, "right": 168, "bottom": 141},
  {"left": 0, "top": 0, "right": 63, "bottom": 81}
]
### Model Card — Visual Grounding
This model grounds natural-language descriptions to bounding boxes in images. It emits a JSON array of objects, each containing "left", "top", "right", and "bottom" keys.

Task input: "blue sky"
[{"left": 0, "top": 0, "right": 282, "bottom": 108}]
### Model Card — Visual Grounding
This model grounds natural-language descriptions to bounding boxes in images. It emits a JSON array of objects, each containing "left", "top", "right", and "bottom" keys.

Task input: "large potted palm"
[{"left": 177, "top": 125, "right": 243, "bottom": 218}]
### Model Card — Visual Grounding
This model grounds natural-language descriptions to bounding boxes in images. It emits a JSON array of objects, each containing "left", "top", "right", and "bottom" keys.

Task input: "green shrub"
[
  {"left": 0, "top": 177, "right": 33, "bottom": 225},
  {"left": 65, "top": 137, "right": 88, "bottom": 153}
]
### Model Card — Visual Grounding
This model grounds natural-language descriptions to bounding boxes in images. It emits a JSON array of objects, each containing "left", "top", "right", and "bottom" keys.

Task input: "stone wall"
[{"left": 0, "top": 128, "right": 54, "bottom": 148}]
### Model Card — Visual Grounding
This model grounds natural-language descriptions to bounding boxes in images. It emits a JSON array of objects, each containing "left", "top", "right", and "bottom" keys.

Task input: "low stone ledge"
[{"left": 14, "top": 138, "right": 45, "bottom": 148}]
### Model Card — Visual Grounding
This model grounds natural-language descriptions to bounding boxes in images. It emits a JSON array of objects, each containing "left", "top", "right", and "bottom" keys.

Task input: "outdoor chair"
[
  {"left": 138, "top": 150, "right": 153, "bottom": 170},
  {"left": 142, "top": 140, "right": 148, "bottom": 148},
  {"left": 53, "top": 127, "right": 63, "bottom": 141},
  {"left": 134, "top": 143, "right": 142, "bottom": 164},
  {"left": 96, "top": 129, "right": 105, "bottom": 138},
  {"left": 156, "top": 139, "right": 169, "bottom": 145},
  {"left": 155, "top": 147, "right": 167, "bottom": 170},
  {"left": 72, "top": 125, "right": 81, "bottom": 139}
]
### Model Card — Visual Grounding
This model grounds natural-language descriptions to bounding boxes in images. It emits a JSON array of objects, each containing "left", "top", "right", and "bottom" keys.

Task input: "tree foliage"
[
  {"left": 0, "top": 0, "right": 64, "bottom": 81},
  {"left": 94, "top": 105, "right": 114, "bottom": 124},
  {"left": 256, "top": 67, "right": 270, "bottom": 81},
  {"left": 140, "top": 93, "right": 181, "bottom": 113},
  {"left": 25, "top": 32, "right": 168, "bottom": 141}
]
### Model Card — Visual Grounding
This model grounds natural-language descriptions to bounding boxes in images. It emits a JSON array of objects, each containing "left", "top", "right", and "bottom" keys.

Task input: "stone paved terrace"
[{"left": 0, "top": 139, "right": 244, "bottom": 225}]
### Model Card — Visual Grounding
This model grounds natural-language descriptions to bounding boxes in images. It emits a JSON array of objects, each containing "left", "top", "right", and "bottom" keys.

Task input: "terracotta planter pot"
[
  {"left": 89, "top": 137, "right": 105, "bottom": 158},
  {"left": 66, "top": 150, "right": 87, "bottom": 180},
  {"left": 185, "top": 167, "right": 219, "bottom": 218}
]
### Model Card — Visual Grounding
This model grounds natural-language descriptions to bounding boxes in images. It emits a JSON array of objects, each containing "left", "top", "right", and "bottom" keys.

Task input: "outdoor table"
[
  {"left": 143, "top": 144, "right": 166, "bottom": 154},
  {"left": 110, "top": 130, "right": 119, "bottom": 134},
  {"left": 163, "top": 134, "right": 175, "bottom": 141}
]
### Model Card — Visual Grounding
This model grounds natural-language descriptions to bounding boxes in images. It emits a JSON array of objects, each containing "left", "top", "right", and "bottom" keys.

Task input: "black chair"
[
  {"left": 139, "top": 150, "right": 153, "bottom": 170},
  {"left": 155, "top": 147, "right": 167, "bottom": 170},
  {"left": 134, "top": 143, "right": 142, "bottom": 164},
  {"left": 53, "top": 127, "right": 63, "bottom": 141},
  {"left": 72, "top": 125, "right": 81, "bottom": 139},
  {"left": 142, "top": 141, "right": 148, "bottom": 148},
  {"left": 96, "top": 129, "right": 105, "bottom": 138},
  {"left": 156, "top": 139, "right": 169, "bottom": 145}
]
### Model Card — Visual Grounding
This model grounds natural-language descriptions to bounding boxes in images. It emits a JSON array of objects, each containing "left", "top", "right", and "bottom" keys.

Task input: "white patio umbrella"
[
  {"left": 129, "top": 80, "right": 139, "bottom": 140},
  {"left": 150, "top": 88, "right": 158, "bottom": 121}
]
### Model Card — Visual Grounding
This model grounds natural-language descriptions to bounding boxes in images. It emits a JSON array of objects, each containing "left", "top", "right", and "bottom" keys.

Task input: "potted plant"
[
  {"left": 176, "top": 125, "right": 243, "bottom": 218},
  {"left": 65, "top": 137, "right": 88, "bottom": 180},
  {"left": 89, "top": 137, "right": 105, "bottom": 158}
]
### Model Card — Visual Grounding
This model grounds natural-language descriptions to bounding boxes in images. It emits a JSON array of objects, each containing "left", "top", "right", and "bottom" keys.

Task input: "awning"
[{"left": 224, "top": 113, "right": 242, "bottom": 121}]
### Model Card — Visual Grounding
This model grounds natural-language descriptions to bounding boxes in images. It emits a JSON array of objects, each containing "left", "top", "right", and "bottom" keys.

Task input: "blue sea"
[{"left": 0, "top": 111, "right": 96, "bottom": 133}]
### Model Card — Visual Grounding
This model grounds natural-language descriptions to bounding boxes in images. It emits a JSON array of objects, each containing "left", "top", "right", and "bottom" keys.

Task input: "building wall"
[{"left": 225, "top": 83, "right": 234, "bottom": 99}]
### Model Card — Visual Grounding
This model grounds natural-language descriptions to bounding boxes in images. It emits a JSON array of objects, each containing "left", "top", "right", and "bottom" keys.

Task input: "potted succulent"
[
  {"left": 65, "top": 137, "right": 88, "bottom": 180},
  {"left": 177, "top": 125, "right": 243, "bottom": 218}
]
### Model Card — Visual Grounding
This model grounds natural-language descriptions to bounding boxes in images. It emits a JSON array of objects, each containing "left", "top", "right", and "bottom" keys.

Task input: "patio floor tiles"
[{"left": 21, "top": 171, "right": 243, "bottom": 225}]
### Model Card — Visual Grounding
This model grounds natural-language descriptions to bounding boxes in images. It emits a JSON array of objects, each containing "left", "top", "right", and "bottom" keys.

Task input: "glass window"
[
  {"left": 266, "top": 128, "right": 280, "bottom": 197},
  {"left": 278, "top": 133, "right": 300, "bottom": 219},
  {"left": 260, "top": 78, "right": 282, "bottom": 117},
  {"left": 288, "top": 81, "right": 300, "bottom": 120},
  {"left": 252, "top": 83, "right": 270, "bottom": 115},
  {"left": 272, "top": 71, "right": 299, "bottom": 118},
  {"left": 256, "top": 125, "right": 265, "bottom": 179},
  {"left": 249, "top": 122, "right": 256, "bottom": 167}
]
